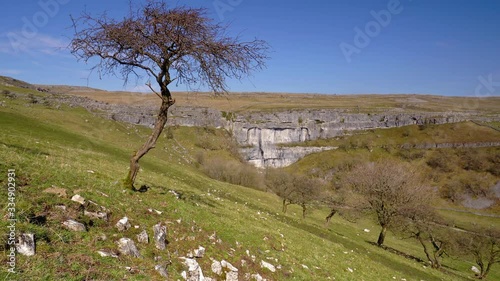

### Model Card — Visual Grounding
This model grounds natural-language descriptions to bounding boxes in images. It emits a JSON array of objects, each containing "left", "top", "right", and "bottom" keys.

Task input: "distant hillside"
[{"left": 0, "top": 75, "right": 35, "bottom": 90}]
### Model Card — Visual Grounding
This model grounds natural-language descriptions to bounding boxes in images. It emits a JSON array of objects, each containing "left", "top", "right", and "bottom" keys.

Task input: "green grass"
[{"left": 0, "top": 89, "right": 499, "bottom": 280}]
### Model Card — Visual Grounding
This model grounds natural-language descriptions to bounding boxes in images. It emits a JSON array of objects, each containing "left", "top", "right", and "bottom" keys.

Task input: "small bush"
[
  {"left": 398, "top": 149, "right": 425, "bottom": 160},
  {"left": 459, "top": 150, "right": 487, "bottom": 172},
  {"left": 440, "top": 172, "right": 495, "bottom": 202},
  {"left": 426, "top": 151, "right": 454, "bottom": 172}
]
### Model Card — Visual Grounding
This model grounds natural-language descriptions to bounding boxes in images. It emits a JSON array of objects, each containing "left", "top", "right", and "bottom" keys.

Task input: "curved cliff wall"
[{"left": 54, "top": 94, "right": 498, "bottom": 168}]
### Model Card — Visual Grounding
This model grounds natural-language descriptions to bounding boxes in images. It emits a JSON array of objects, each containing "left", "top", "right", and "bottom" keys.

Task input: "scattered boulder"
[
  {"left": 153, "top": 223, "right": 167, "bottom": 250},
  {"left": 71, "top": 194, "right": 86, "bottom": 205},
  {"left": 16, "top": 233, "right": 35, "bottom": 256},
  {"left": 97, "top": 250, "right": 118, "bottom": 258},
  {"left": 181, "top": 257, "right": 204, "bottom": 281},
  {"left": 221, "top": 260, "right": 238, "bottom": 272},
  {"left": 115, "top": 217, "right": 131, "bottom": 231},
  {"left": 260, "top": 260, "right": 276, "bottom": 272},
  {"left": 251, "top": 273, "right": 265, "bottom": 281},
  {"left": 226, "top": 271, "right": 238, "bottom": 281},
  {"left": 148, "top": 208, "right": 163, "bottom": 215},
  {"left": 221, "top": 260, "right": 238, "bottom": 281},
  {"left": 137, "top": 230, "right": 149, "bottom": 244},
  {"left": 471, "top": 266, "right": 481, "bottom": 275},
  {"left": 211, "top": 260, "right": 222, "bottom": 276},
  {"left": 54, "top": 205, "right": 67, "bottom": 211},
  {"left": 155, "top": 264, "right": 169, "bottom": 279},
  {"left": 116, "top": 238, "right": 141, "bottom": 258},
  {"left": 84, "top": 210, "right": 108, "bottom": 221},
  {"left": 63, "top": 219, "right": 86, "bottom": 232},
  {"left": 194, "top": 246, "right": 205, "bottom": 258}
]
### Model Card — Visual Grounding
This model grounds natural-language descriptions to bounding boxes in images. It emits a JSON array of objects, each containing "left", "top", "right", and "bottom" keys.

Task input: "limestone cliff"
[{"left": 51, "top": 94, "right": 499, "bottom": 168}]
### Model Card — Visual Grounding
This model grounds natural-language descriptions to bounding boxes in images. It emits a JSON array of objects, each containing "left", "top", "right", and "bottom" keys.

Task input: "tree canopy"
[{"left": 70, "top": 1, "right": 269, "bottom": 189}]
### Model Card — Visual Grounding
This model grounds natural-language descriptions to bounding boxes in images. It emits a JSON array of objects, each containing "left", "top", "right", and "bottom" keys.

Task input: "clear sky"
[{"left": 0, "top": 0, "right": 499, "bottom": 96}]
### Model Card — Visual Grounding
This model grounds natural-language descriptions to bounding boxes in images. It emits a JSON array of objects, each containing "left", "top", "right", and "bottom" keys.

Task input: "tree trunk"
[
  {"left": 301, "top": 203, "right": 307, "bottom": 219},
  {"left": 416, "top": 233, "right": 434, "bottom": 267},
  {"left": 479, "top": 261, "right": 492, "bottom": 279},
  {"left": 377, "top": 225, "right": 387, "bottom": 246},
  {"left": 124, "top": 98, "right": 173, "bottom": 190},
  {"left": 325, "top": 209, "right": 337, "bottom": 225},
  {"left": 282, "top": 199, "right": 288, "bottom": 213}
]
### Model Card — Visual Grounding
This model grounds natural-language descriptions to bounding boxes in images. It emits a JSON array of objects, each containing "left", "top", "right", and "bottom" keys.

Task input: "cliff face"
[
  {"left": 182, "top": 108, "right": 490, "bottom": 168},
  {"left": 227, "top": 109, "right": 478, "bottom": 168},
  {"left": 54, "top": 94, "right": 497, "bottom": 168}
]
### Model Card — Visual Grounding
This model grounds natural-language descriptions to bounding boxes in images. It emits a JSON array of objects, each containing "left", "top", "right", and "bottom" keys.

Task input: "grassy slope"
[{"left": 0, "top": 88, "right": 498, "bottom": 280}]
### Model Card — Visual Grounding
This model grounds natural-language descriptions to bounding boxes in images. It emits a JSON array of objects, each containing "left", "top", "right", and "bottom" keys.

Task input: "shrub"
[
  {"left": 426, "top": 151, "right": 454, "bottom": 172},
  {"left": 398, "top": 149, "right": 425, "bottom": 160}
]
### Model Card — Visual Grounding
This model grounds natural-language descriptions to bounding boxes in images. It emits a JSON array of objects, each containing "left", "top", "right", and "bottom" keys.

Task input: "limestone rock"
[
  {"left": 251, "top": 273, "right": 265, "bottom": 281},
  {"left": 71, "top": 194, "right": 86, "bottom": 205},
  {"left": 137, "top": 230, "right": 149, "bottom": 244},
  {"left": 260, "top": 260, "right": 276, "bottom": 272},
  {"left": 63, "top": 219, "right": 86, "bottom": 232},
  {"left": 181, "top": 257, "right": 204, "bottom": 281},
  {"left": 220, "top": 260, "right": 238, "bottom": 280},
  {"left": 471, "top": 266, "right": 481, "bottom": 274},
  {"left": 97, "top": 250, "right": 118, "bottom": 258},
  {"left": 54, "top": 205, "right": 67, "bottom": 211},
  {"left": 16, "top": 233, "right": 35, "bottom": 256},
  {"left": 115, "top": 217, "right": 131, "bottom": 231},
  {"left": 211, "top": 260, "right": 222, "bottom": 276},
  {"left": 84, "top": 210, "right": 108, "bottom": 221},
  {"left": 194, "top": 246, "right": 205, "bottom": 258},
  {"left": 153, "top": 223, "right": 167, "bottom": 250},
  {"left": 221, "top": 260, "right": 238, "bottom": 272},
  {"left": 226, "top": 271, "right": 238, "bottom": 281},
  {"left": 116, "top": 238, "right": 141, "bottom": 258},
  {"left": 155, "top": 264, "right": 169, "bottom": 279}
]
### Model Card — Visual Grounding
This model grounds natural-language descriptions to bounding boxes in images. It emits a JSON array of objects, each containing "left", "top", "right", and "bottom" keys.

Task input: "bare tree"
[
  {"left": 455, "top": 228, "right": 500, "bottom": 279},
  {"left": 291, "top": 175, "right": 323, "bottom": 219},
  {"left": 266, "top": 169, "right": 295, "bottom": 213},
  {"left": 70, "top": 1, "right": 269, "bottom": 190},
  {"left": 395, "top": 209, "right": 450, "bottom": 269},
  {"left": 343, "top": 160, "right": 433, "bottom": 246}
]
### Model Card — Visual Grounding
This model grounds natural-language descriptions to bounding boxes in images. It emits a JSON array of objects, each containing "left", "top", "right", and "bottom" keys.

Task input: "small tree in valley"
[
  {"left": 266, "top": 169, "right": 295, "bottom": 213},
  {"left": 343, "top": 160, "right": 433, "bottom": 246},
  {"left": 455, "top": 228, "right": 500, "bottom": 279},
  {"left": 70, "top": 1, "right": 269, "bottom": 190}
]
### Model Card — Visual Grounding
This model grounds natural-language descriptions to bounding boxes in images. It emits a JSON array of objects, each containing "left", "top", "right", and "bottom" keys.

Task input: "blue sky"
[{"left": 0, "top": 0, "right": 499, "bottom": 96}]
